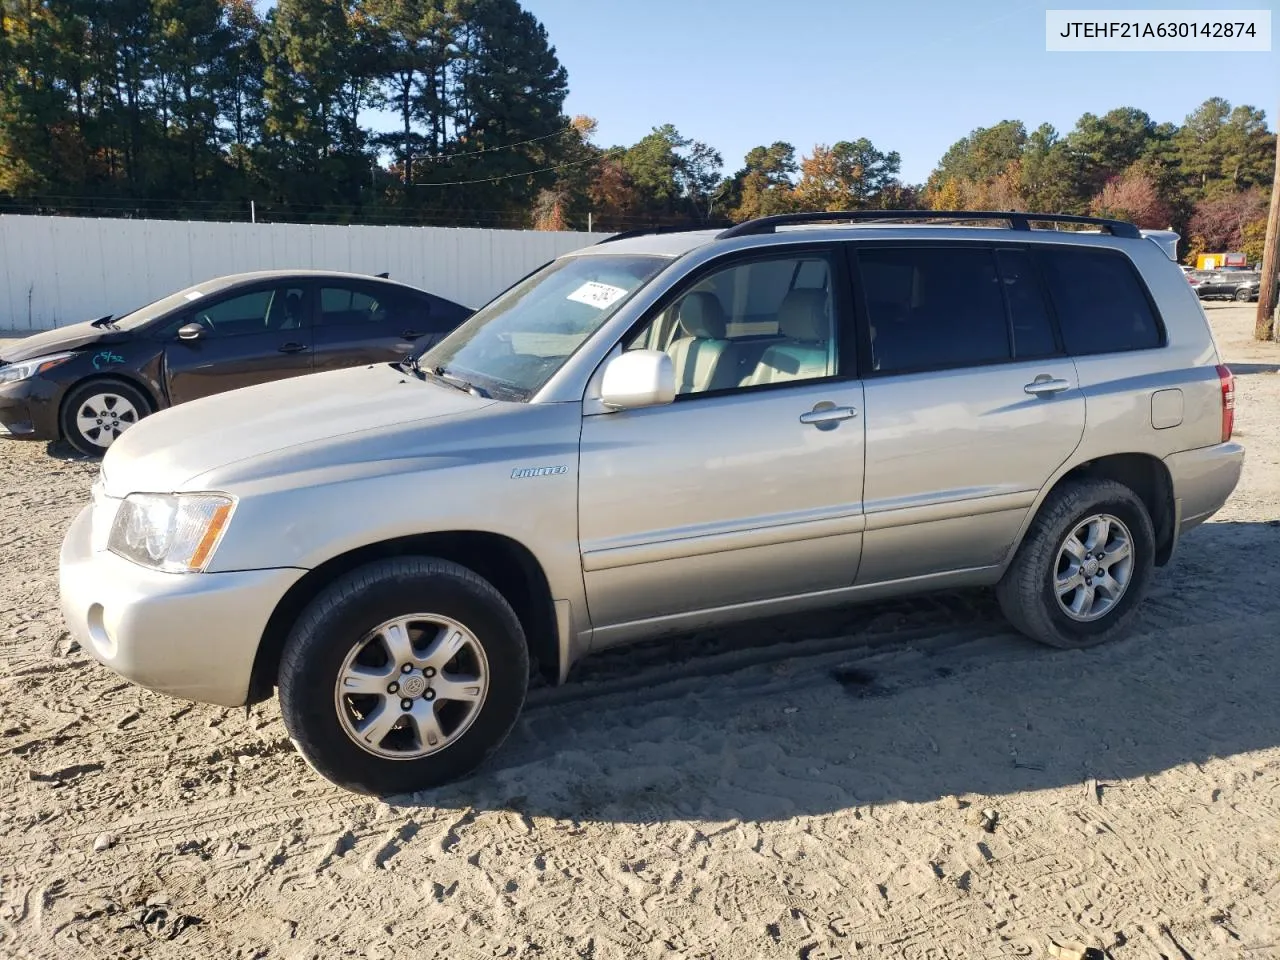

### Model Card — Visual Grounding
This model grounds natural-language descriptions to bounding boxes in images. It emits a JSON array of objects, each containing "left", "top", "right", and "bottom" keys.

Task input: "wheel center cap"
[
  {"left": 400, "top": 675, "right": 427, "bottom": 698},
  {"left": 1083, "top": 557, "right": 1100, "bottom": 577}
]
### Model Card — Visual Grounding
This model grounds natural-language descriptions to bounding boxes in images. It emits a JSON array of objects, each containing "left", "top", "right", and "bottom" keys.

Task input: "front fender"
[{"left": 202, "top": 402, "right": 587, "bottom": 624}]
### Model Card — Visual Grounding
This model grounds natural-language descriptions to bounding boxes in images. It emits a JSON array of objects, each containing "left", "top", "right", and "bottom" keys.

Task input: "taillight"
[{"left": 1217, "top": 364, "right": 1235, "bottom": 442}]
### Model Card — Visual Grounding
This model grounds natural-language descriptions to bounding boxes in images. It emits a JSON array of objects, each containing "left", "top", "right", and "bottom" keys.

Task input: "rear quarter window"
[{"left": 1038, "top": 247, "right": 1163, "bottom": 355}]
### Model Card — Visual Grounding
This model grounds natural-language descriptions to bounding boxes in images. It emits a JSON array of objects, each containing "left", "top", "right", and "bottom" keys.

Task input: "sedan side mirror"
[
  {"left": 600, "top": 349, "right": 675, "bottom": 410},
  {"left": 177, "top": 322, "right": 204, "bottom": 341}
]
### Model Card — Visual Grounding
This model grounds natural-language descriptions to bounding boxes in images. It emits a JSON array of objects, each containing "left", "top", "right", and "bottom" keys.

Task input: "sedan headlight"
[
  {"left": 107, "top": 493, "right": 237, "bottom": 572},
  {"left": 0, "top": 351, "right": 77, "bottom": 383}
]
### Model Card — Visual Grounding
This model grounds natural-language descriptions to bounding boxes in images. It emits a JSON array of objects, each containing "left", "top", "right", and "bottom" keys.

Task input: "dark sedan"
[
  {"left": 0, "top": 270, "right": 471, "bottom": 456},
  {"left": 1192, "top": 269, "right": 1261, "bottom": 302}
]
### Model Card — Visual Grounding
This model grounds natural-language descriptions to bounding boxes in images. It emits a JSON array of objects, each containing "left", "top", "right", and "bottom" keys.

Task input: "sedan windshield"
[
  {"left": 111, "top": 277, "right": 242, "bottom": 330},
  {"left": 417, "top": 254, "right": 668, "bottom": 401}
]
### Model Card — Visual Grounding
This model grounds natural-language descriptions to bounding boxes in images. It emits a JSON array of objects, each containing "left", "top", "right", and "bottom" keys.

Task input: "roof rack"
[
  {"left": 715, "top": 210, "right": 1143, "bottom": 240},
  {"left": 595, "top": 222, "right": 731, "bottom": 245}
]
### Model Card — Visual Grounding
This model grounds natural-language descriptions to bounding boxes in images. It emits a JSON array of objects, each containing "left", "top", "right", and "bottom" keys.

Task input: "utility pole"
[{"left": 1255, "top": 103, "right": 1280, "bottom": 341}]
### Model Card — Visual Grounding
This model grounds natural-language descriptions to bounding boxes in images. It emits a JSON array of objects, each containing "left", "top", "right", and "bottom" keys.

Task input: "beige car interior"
[{"left": 634, "top": 258, "right": 837, "bottom": 395}]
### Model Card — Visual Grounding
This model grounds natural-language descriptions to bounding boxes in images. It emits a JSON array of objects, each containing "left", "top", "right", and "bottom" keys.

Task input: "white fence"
[{"left": 0, "top": 215, "right": 611, "bottom": 331}]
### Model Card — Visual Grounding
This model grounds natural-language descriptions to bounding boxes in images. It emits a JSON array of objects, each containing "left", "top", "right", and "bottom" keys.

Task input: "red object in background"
[{"left": 1224, "top": 252, "right": 1247, "bottom": 267}]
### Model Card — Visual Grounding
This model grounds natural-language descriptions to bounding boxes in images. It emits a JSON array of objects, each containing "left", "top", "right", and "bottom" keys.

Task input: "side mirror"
[
  {"left": 177, "top": 322, "right": 204, "bottom": 341},
  {"left": 600, "top": 349, "right": 675, "bottom": 410}
]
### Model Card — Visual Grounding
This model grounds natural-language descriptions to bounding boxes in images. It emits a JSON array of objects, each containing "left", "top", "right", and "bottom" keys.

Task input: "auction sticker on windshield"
[{"left": 567, "top": 281, "right": 628, "bottom": 309}]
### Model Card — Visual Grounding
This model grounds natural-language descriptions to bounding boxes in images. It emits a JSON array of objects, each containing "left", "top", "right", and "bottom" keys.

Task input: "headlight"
[
  {"left": 0, "top": 351, "right": 77, "bottom": 383},
  {"left": 107, "top": 493, "right": 236, "bottom": 572}
]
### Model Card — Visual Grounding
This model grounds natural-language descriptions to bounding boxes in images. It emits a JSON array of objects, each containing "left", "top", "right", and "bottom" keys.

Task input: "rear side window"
[
  {"left": 1038, "top": 248, "right": 1163, "bottom": 355},
  {"left": 858, "top": 247, "right": 1009, "bottom": 373},
  {"left": 319, "top": 286, "right": 384, "bottom": 325}
]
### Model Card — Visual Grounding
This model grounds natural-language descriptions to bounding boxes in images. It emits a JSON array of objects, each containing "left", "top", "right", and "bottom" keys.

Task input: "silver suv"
[{"left": 59, "top": 211, "right": 1244, "bottom": 794}]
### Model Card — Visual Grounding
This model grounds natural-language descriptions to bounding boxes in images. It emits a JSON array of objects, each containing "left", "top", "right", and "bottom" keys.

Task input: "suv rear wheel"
[
  {"left": 278, "top": 557, "right": 529, "bottom": 794},
  {"left": 997, "top": 479, "right": 1155, "bottom": 649}
]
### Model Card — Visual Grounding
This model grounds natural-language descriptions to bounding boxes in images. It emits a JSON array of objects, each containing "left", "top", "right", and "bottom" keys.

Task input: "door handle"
[
  {"left": 799, "top": 404, "right": 858, "bottom": 427},
  {"left": 277, "top": 342, "right": 307, "bottom": 354},
  {"left": 1024, "top": 377, "right": 1071, "bottom": 397}
]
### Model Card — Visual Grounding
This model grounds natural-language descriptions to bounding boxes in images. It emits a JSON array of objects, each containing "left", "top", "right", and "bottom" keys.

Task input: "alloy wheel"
[
  {"left": 1054, "top": 513, "right": 1134, "bottom": 622},
  {"left": 333, "top": 614, "right": 489, "bottom": 760}
]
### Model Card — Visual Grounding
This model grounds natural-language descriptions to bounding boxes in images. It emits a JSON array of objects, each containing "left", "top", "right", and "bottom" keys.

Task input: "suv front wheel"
[
  {"left": 278, "top": 557, "right": 529, "bottom": 795},
  {"left": 997, "top": 479, "right": 1155, "bottom": 649}
]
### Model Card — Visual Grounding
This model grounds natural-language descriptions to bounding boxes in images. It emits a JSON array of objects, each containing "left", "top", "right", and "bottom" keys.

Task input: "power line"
[
  {"left": 409, "top": 127, "right": 577, "bottom": 163},
  {"left": 412, "top": 148, "right": 622, "bottom": 187}
]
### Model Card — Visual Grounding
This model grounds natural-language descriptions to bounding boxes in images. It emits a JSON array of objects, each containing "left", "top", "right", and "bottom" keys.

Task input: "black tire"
[
  {"left": 1234, "top": 287, "right": 1252, "bottom": 302},
  {"left": 996, "top": 479, "right": 1155, "bottom": 649},
  {"left": 278, "top": 557, "right": 529, "bottom": 795},
  {"left": 60, "top": 378, "right": 153, "bottom": 457}
]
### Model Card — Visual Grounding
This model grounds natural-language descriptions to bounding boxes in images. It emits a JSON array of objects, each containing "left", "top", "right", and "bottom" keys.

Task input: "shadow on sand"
[{"left": 402, "top": 519, "right": 1280, "bottom": 822}]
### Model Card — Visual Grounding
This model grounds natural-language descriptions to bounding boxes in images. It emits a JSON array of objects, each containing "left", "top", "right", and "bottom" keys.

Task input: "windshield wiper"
[
  {"left": 431, "top": 365, "right": 490, "bottom": 398},
  {"left": 398, "top": 353, "right": 426, "bottom": 379}
]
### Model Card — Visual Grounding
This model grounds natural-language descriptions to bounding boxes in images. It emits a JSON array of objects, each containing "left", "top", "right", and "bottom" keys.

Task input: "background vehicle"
[
  {"left": 1193, "top": 270, "right": 1261, "bottom": 302},
  {"left": 60, "top": 211, "right": 1243, "bottom": 795},
  {"left": 1, "top": 270, "right": 471, "bottom": 456}
]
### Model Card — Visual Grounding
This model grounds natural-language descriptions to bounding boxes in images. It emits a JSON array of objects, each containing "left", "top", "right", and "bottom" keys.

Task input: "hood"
[
  {"left": 101, "top": 364, "right": 495, "bottom": 495},
  {"left": 0, "top": 320, "right": 127, "bottom": 363}
]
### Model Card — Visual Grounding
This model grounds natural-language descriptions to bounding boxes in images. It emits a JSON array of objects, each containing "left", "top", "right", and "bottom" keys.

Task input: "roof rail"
[
  {"left": 595, "top": 222, "right": 731, "bottom": 245},
  {"left": 715, "top": 210, "right": 1143, "bottom": 240}
]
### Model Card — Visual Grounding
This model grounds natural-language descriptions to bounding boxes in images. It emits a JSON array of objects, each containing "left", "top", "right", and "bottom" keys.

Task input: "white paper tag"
[
  {"left": 183, "top": 290, "right": 205, "bottom": 301},
  {"left": 566, "top": 281, "right": 627, "bottom": 309}
]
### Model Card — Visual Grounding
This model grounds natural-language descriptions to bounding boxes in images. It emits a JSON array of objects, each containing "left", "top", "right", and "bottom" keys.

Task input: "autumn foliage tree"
[
  {"left": 793, "top": 139, "right": 902, "bottom": 211},
  {"left": 0, "top": 8, "right": 1273, "bottom": 243},
  {"left": 924, "top": 99, "right": 1274, "bottom": 259},
  {"left": 1089, "top": 167, "right": 1172, "bottom": 228},
  {"left": 586, "top": 157, "right": 641, "bottom": 231},
  {"left": 1187, "top": 189, "right": 1268, "bottom": 255}
]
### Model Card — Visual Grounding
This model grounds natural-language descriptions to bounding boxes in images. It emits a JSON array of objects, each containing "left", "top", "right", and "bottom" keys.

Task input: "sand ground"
[{"left": 1, "top": 303, "right": 1278, "bottom": 960}]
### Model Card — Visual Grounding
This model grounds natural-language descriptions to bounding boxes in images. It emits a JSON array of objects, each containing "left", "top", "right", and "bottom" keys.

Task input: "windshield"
[
  {"left": 111, "top": 278, "right": 239, "bottom": 330},
  {"left": 417, "top": 254, "right": 668, "bottom": 401}
]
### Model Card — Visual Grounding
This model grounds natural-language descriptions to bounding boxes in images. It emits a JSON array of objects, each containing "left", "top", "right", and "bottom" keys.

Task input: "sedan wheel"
[
  {"left": 60, "top": 379, "right": 153, "bottom": 458},
  {"left": 74, "top": 393, "right": 141, "bottom": 448}
]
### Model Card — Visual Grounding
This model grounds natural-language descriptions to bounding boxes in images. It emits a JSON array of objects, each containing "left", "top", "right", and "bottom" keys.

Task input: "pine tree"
[
  {"left": 727, "top": 142, "right": 798, "bottom": 222},
  {"left": 441, "top": 0, "right": 568, "bottom": 216},
  {"left": 260, "top": 0, "right": 372, "bottom": 211}
]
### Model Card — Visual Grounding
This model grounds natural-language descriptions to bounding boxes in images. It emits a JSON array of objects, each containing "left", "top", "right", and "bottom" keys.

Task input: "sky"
[{"left": 519, "top": 0, "right": 1278, "bottom": 183}]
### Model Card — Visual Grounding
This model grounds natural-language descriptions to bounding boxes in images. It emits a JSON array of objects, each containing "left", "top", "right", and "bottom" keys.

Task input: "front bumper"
[
  {"left": 0, "top": 378, "right": 58, "bottom": 440},
  {"left": 1165, "top": 441, "right": 1245, "bottom": 536},
  {"left": 59, "top": 503, "right": 306, "bottom": 706}
]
